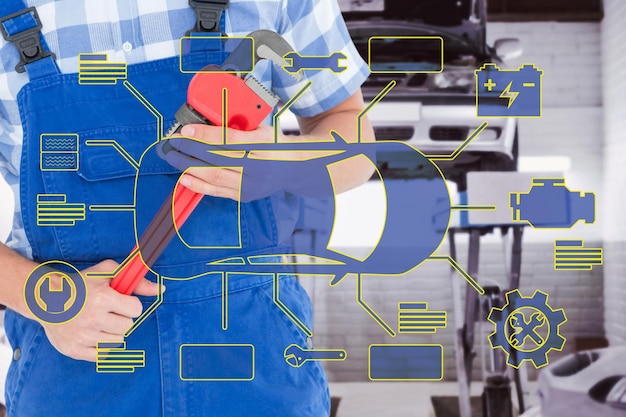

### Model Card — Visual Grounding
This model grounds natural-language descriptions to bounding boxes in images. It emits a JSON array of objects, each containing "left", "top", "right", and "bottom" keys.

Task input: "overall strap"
[
  {"left": 185, "top": 0, "right": 230, "bottom": 56},
  {"left": 0, "top": 0, "right": 60, "bottom": 80},
  {"left": 188, "top": 0, "right": 229, "bottom": 35}
]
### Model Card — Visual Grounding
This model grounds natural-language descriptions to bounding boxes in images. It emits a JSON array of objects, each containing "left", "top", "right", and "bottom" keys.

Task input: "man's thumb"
[{"left": 133, "top": 278, "right": 165, "bottom": 296}]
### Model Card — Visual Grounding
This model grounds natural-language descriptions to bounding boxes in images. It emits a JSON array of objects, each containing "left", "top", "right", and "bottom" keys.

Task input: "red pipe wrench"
[{"left": 110, "top": 30, "right": 302, "bottom": 294}]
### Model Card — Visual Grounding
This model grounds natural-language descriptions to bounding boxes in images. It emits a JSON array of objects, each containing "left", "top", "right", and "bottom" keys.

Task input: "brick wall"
[
  {"left": 303, "top": 239, "right": 603, "bottom": 382},
  {"left": 305, "top": 21, "right": 605, "bottom": 382},
  {"left": 602, "top": 0, "right": 626, "bottom": 344},
  {"left": 0, "top": 19, "right": 608, "bottom": 382}
]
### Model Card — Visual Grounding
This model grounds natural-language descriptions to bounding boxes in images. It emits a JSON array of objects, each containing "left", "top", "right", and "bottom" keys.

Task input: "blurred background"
[{"left": 1, "top": 0, "right": 624, "bottom": 416}]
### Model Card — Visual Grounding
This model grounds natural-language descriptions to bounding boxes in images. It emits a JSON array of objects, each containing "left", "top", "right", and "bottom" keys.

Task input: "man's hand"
[
  {"left": 41, "top": 260, "right": 161, "bottom": 362},
  {"left": 172, "top": 90, "right": 376, "bottom": 202},
  {"left": 176, "top": 123, "right": 279, "bottom": 201}
]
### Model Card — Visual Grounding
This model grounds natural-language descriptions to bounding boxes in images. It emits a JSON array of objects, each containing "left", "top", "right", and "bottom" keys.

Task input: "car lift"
[{"left": 448, "top": 224, "right": 527, "bottom": 417}]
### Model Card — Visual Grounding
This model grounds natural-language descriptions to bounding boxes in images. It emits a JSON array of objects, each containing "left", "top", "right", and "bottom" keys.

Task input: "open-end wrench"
[
  {"left": 109, "top": 30, "right": 301, "bottom": 295},
  {"left": 509, "top": 312, "right": 545, "bottom": 347},
  {"left": 284, "top": 344, "right": 347, "bottom": 368},
  {"left": 38, "top": 275, "right": 73, "bottom": 313},
  {"left": 283, "top": 51, "right": 347, "bottom": 74}
]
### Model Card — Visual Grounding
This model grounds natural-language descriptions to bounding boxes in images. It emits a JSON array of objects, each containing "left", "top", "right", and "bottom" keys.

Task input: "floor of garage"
[{"left": 329, "top": 381, "right": 540, "bottom": 417}]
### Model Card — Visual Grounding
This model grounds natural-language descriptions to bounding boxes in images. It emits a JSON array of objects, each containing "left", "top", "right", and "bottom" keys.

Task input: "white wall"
[
  {"left": 601, "top": 0, "right": 626, "bottom": 344},
  {"left": 488, "top": 22, "right": 604, "bottom": 242},
  {"left": 307, "top": 20, "right": 606, "bottom": 382}
]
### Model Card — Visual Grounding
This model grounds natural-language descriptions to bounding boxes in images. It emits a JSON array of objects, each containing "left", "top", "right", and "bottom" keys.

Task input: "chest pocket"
[
  {"left": 18, "top": 54, "right": 279, "bottom": 271},
  {"left": 19, "top": 75, "right": 184, "bottom": 263}
]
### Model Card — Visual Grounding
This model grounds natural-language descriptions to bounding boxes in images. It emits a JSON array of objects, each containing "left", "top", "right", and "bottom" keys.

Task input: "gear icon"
[{"left": 488, "top": 289, "right": 567, "bottom": 369}]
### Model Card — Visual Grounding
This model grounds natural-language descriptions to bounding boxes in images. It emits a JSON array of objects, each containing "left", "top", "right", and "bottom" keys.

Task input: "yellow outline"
[
  {"left": 506, "top": 306, "right": 549, "bottom": 352},
  {"left": 509, "top": 178, "right": 596, "bottom": 229},
  {"left": 24, "top": 261, "right": 88, "bottom": 326},
  {"left": 553, "top": 239, "right": 603, "bottom": 271},
  {"left": 284, "top": 344, "right": 348, "bottom": 366},
  {"left": 222, "top": 272, "right": 228, "bottom": 331},
  {"left": 171, "top": 167, "right": 243, "bottom": 249},
  {"left": 88, "top": 204, "right": 135, "bottom": 212},
  {"left": 273, "top": 81, "right": 313, "bottom": 142},
  {"left": 275, "top": 274, "right": 313, "bottom": 337},
  {"left": 428, "top": 122, "right": 489, "bottom": 161},
  {"left": 84, "top": 140, "right": 140, "bottom": 170},
  {"left": 247, "top": 255, "right": 343, "bottom": 265},
  {"left": 36, "top": 194, "right": 86, "bottom": 227},
  {"left": 78, "top": 53, "right": 127, "bottom": 85},
  {"left": 397, "top": 302, "right": 448, "bottom": 334},
  {"left": 208, "top": 257, "right": 246, "bottom": 265},
  {"left": 33, "top": 272, "right": 77, "bottom": 313},
  {"left": 123, "top": 81, "right": 163, "bottom": 142},
  {"left": 488, "top": 289, "right": 568, "bottom": 369},
  {"left": 368, "top": 36, "right": 444, "bottom": 74},
  {"left": 123, "top": 274, "right": 164, "bottom": 337},
  {"left": 368, "top": 344, "right": 444, "bottom": 381},
  {"left": 209, "top": 150, "right": 246, "bottom": 159},
  {"left": 34, "top": 275, "right": 76, "bottom": 312},
  {"left": 178, "top": 36, "right": 255, "bottom": 74},
  {"left": 282, "top": 51, "right": 348, "bottom": 74},
  {"left": 327, "top": 155, "right": 385, "bottom": 262},
  {"left": 162, "top": 271, "right": 222, "bottom": 282},
  {"left": 96, "top": 341, "right": 145, "bottom": 373},
  {"left": 40, "top": 134, "right": 79, "bottom": 172},
  {"left": 326, "top": 139, "right": 453, "bottom": 288},
  {"left": 357, "top": 274, "right": 395, "bottom": 337},
  {"left": 179, "top": 344, "right": 255, "bottom": 381},
  {"left": 428, "top": 256, "right": 485, "bottom": 295},
  {"left": 451, "top": 205, "right": 497, "bottom": 211},
  {"left": 475, "top": 63, "right": 544, "bottom": 119},
  {"left": 500, "top": 81, "right": 520, "bottom": 109},
  {"left": 357, "top": 80, "right": 396, "bottom": 143},
  {"left": 247, "top": 150, "right": 345, "bottom": 161},
  {"left": 222, "top": 87, "right": 228, "bottom": 143}
]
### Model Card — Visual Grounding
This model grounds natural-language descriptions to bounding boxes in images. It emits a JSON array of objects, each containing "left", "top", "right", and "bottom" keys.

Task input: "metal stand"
[{"left": 449, "top": 225, "right": 525, "bottom": 417}]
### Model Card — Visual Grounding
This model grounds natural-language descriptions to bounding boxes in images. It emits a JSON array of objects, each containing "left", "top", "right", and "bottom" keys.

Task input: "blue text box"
[{"left": 368, "top": 344, "right": 443, "bottom": 381}]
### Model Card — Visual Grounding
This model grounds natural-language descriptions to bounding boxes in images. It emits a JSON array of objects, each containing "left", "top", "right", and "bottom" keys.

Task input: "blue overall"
[{"left": 2, "top": 2, "right": 329, "bottom": 416}]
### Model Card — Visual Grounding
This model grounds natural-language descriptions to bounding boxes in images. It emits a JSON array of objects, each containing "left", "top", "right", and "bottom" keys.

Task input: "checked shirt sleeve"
[{"left": 271, "top": 0, "right": 370, "bottom": 118}]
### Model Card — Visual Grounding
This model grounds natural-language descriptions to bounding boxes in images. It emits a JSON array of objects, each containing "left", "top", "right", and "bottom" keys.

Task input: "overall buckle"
[
  {"left": 188, "top": 0, "right": 230, "bottom": 35},
  {"left": 0, "top": 7, "right": 56, "bottom": 73}
]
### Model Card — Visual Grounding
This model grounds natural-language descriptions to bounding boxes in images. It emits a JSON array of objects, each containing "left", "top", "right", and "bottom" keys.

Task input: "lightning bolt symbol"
[{"left": 500, "top": 81, "right": 520, "bottom": 108}]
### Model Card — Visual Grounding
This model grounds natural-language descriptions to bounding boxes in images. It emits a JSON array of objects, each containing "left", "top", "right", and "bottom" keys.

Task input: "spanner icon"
[
  {"left": 38, "top": 275, "right": 73, "bottom": 313},
  {"left": 509, "top": 312, "right": 546, "bottom": 347},
  {"left": 284, "top": 344, "right": 347, "bottom": 368},
  {"left": 283, "top": 51, "right": 347, "bottom": 73}
]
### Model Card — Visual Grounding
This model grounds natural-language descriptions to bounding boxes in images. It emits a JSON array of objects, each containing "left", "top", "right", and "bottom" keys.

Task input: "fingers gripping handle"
[
  {"left": 110, "top": 30, "right": 298, "bottom": 295},
  {"left": 110, "top": 185, "right": 203, "bottom": 295}
]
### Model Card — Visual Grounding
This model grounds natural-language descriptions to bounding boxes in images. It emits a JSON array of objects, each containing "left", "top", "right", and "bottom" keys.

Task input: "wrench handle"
[
  {"left": 110, "top": 185, "right": 203, "bottom": 295},
  {"left": 111, "top": 71, "right": 272, "bottom": 295},
  {"left": 303, "top": 349, "right": 347, "bottom": 362}
]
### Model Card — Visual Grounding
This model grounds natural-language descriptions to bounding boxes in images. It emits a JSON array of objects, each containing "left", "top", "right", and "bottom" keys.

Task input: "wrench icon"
[
  {"left": 283, "top": 51, "right": 348, "bottom": 73},
  {"left": 284, "top": 344, "right": 347, "bottom": 368},
  {"left": 38, "top": 275, "right": 73, "bottom": 313},
  {"left": 509, "top": 312, "right": 546, "bottom": 347}
]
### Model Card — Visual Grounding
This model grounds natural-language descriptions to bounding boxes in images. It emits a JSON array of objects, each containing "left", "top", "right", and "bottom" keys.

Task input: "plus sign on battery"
[{"left": 484, "top": 78, "right": 496, "bottom": 91}]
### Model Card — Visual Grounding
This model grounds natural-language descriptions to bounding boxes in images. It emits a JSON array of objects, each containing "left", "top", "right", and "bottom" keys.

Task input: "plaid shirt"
[{"left": 0, "top": 0, "right": 369, "bottom": 257}]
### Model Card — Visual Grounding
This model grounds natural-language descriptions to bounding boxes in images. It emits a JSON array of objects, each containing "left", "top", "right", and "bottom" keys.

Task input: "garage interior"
[
  {"left": 301, "top": 0, "right": 624, "bottom": 415},
  {"left": 0, "top": 0, "right": 623, "bottom": 416}
]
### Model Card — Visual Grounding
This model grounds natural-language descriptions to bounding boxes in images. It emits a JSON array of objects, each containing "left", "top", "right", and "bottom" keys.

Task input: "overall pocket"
[
  {"left": 37, "top": 123, "right": 179, "bottom": 263},
  {"left": 156, "top": 276, "right": 330, "bottom": 417}
]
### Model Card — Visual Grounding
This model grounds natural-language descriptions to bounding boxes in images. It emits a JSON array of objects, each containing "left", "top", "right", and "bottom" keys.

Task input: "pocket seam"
[{"left": 6, "top": 326, "right": 46, "bottom": 416}]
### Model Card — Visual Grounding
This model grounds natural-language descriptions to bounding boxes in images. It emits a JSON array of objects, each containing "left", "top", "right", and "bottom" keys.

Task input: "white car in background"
[{"left": 283, "top": 0, "right": 522, "bottom": 190}]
